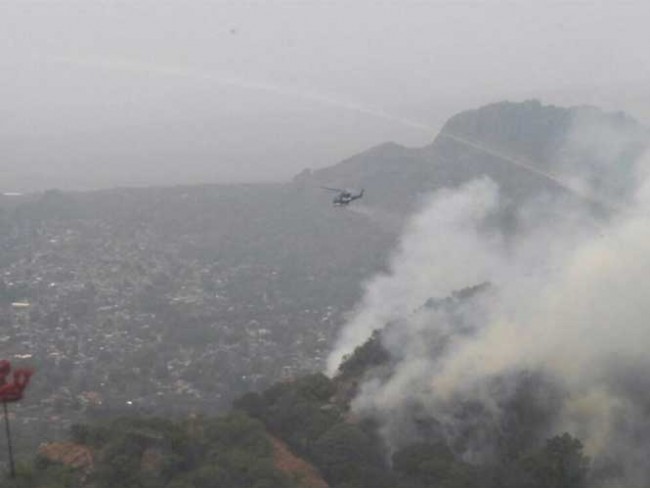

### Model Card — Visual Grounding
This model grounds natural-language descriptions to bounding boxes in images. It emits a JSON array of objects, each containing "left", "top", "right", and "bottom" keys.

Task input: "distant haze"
[{"left": 2, "top": 0, "right": 650, "bottom": 191}]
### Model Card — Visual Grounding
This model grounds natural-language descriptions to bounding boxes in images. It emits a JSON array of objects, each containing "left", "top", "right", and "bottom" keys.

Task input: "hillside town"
[{"left": 0, "top": 187, "right": 386, "bottom": 453}]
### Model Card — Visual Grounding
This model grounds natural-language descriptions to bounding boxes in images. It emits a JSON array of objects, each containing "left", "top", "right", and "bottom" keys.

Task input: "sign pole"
[{"left": 3, "top": 401, "right": 14, "bottom": 478}]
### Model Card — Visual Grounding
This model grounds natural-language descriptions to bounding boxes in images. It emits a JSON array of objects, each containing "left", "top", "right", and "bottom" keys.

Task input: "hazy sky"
[{"left": 2, "top": 0, "right": 650, "bottom": 190}]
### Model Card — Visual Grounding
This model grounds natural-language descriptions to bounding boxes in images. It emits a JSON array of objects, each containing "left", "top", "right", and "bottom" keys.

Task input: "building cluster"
[{"left": 0, "top": 213, "right": 343, "bottom": 453}]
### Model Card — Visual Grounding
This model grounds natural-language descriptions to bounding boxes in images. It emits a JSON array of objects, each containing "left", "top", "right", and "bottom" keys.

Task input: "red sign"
[{"left": 0, "top": 360, "right": 33, "bottom": 403}]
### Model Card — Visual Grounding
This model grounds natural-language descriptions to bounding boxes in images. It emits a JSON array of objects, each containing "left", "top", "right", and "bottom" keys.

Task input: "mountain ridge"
[{"left": 305, "top": 100, "right": 647, "bottom": 214}]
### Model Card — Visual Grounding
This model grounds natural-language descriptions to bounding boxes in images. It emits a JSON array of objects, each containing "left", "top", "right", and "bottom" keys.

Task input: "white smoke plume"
[{"left": 327, "top": 112, "right": 650, "bottom": 484}]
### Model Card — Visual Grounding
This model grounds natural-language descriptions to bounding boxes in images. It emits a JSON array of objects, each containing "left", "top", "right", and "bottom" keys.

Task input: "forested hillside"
[{"left": 7, "top": 338, "right": 589, "bottom": 488}]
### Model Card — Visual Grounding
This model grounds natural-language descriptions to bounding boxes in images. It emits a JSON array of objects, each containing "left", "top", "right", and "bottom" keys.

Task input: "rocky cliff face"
[{"left": 437, "top": 100, "right": 573, "bottom": 167}]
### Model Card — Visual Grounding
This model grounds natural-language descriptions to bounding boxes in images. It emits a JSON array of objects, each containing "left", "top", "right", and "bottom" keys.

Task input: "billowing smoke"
[{"left": 327, "top": 110, "right": 650, "bottom": 484}]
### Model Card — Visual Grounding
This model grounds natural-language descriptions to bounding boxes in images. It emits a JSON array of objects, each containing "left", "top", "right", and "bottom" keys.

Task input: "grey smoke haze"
[
  {"left": 3, "top": 0, "right": 650, "bottom": 191},
  {"left": 327, "top": 111, "right": 650, "bottom": 483}
]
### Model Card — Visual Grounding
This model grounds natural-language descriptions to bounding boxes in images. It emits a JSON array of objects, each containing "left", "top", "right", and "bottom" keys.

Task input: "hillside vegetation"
[{"left": 7, "top": 353, "right": 589, "bottom": 488}]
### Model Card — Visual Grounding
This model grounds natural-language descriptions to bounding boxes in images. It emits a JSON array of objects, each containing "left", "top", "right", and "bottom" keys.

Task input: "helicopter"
[{"left": 320, "top": 187, "right": 364, "bottom": 206}]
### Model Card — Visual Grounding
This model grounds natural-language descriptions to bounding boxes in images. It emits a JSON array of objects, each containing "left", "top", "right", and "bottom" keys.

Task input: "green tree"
[
  {"left": 313, "top": 423, "right": 393, "bottom": 487},
  {"left": 393, "top": 442, "right": 476, "bottom": 488},
  {"left": 520, "top": 433, "right": 589, "bottom": 488}
]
